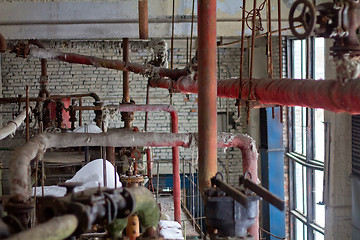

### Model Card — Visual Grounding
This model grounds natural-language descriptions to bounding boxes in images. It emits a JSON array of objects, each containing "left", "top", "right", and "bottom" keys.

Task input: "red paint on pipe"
[
  {"left": 149, "top": 76, "right": 360, "bottom": 114},
  {"left": 106, "top": 104, "right": 181, "bottom": 223},
  {"left": 28, "top": 47, "right": 189, "bottom": 80},
  {"left": 28, "top": 40, "right": 48, "bottom": 80},
  {"left": 138, "top": 0, "right": 149, "bottom": 39},
  {"left": 197, "top": 0, "right": 218, "bottom": 194}
]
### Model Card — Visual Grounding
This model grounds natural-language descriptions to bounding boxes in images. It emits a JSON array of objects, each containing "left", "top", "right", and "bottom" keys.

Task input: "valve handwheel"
[{"left": 289, "top": 0, "right": 316, "bottom": 39}]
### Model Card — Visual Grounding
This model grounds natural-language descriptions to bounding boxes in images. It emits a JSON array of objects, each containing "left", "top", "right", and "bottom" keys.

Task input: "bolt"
[
  {"left": 133, "top": 230, "right": 137, "bottom": 234},
  {"left": 132, "top": 221, "right": 137, "bottom": 226}
]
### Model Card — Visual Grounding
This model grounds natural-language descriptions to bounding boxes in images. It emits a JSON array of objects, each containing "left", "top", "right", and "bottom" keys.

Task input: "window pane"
[
  {"left": 294, "top": 107, "right": 307, "bottom": 155},
  {"left": 295, "top": 218, "right": 307, "bottom": 240},
  {"left": 314, "top": 231, "right": 324, "bottom": 240},
  {"left": 293, "top": 40, "right": 303, "bottom": 79},
  {"left": 295, "top": 162, "right": 307, "bottom": 214},
  {"left": 314, "top": 109, "right": 325, "bottom": 162},
  {"left": 314, "top": 38, "right": 325, "bottom": 80},
  {"left": 314, "top": 170, "right": 325, "bottom": 228}
]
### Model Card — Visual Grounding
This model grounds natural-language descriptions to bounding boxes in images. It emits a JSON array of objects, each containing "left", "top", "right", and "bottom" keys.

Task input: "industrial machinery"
[
  {"left": 1, "top": 185, "right": 159, "bottom": 239},
  {"left": 289, "top": 0, "right": 360, "bottom": 56},
  {"left": 204, "top": 173, "right": 284, "bottom": 240}
]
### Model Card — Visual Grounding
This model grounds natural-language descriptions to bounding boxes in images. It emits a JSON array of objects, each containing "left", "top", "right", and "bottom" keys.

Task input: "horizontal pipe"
[
  {"left": 0, "top": 109, "right": 29, "bottom": 140},
  {"left": 7, "top": 214, "right": 78, "bottom": 240},
  {"left": 9, "top": 131, "right": 257, "bottom": 204},
  {"left": 9, "top": 131, "right": 191, "bottom": 202},
  {"left": 211, "top": 178, "right": 248, "bottom": 207},
  {"left": 149, "top": 76, "right": 360, "bottom": 114},
  {"left": 0, "top": 92, "right": 101, "bottom": 104},
  {"left": 0, "top": 17, "right": 289, "bottom": 26},
  {"left": 26, "top": 47, "right": 189, "bottom": 80}
]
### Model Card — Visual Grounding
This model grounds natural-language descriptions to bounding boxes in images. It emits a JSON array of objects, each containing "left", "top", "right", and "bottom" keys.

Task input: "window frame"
[{"left": 287, "top": 38, "right": 325, "bottom": 240}]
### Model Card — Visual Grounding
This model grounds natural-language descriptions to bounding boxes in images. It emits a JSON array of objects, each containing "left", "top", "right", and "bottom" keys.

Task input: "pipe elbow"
[
  {"left": 90, "top": 92, "right": 101, "bottom": 103},
  {"left": 125, "top": 187, "right": 160, "bottom": 228},
  {"left": 28, "top": 39, "right": 45, "bottom": 49},
  {"left": 0, "top": 33, "right": 7, "bottom": 53}
]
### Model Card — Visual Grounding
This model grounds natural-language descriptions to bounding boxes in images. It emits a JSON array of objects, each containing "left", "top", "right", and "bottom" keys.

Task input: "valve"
[{"left": 289, "top": 0, "right": 316, "bottom": 39}]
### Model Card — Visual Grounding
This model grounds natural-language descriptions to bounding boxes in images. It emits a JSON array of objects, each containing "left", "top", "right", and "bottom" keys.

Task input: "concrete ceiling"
[{"left": 0, "top": 0, "right": 292, "bottom": 40}]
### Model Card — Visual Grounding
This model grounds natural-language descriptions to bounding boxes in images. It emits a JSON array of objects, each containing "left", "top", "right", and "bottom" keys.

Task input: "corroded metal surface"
[{"left": 150, "top": 76, "right": 360, "bottom": 114}]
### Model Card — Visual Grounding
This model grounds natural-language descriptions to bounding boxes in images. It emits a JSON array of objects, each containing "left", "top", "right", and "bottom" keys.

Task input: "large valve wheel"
[{"left": 289, "top": 0, "right": 316, "bottom": 39}]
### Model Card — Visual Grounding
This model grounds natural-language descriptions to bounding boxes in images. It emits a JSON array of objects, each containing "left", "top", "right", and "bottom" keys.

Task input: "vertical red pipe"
[
  {"left": 197, "top": 0, "right": 218, "bottom": 194},
  {"left": 138, "top": 0, "right": 149, "bottom": 39},
  {"left": 170, "top": 110, "right": 181, "bottom": 223},
  {"left": 123, "top": 38, "right": 131, "bottom": 129},
  {"left": 123, "top": 38, "right": 130, "bottom": 104}
]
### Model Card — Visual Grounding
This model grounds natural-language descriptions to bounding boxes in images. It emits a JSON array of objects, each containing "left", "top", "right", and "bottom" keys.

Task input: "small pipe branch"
[
  {"left": 0, "top": 109, "right": 29, "bottom": 140},
  {"left": 25, "top": 47, "right": 189, "bottom": 80}
]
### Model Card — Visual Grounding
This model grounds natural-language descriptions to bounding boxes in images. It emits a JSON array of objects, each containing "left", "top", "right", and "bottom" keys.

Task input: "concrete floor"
[{"left": 158, "top": 196, "right": 200, "bottom": 239}]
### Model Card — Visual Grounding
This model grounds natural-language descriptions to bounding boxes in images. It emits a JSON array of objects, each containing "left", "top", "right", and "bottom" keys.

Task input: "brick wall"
[{"left": 1, "top": 39, "right": 249, "bottom": 186}]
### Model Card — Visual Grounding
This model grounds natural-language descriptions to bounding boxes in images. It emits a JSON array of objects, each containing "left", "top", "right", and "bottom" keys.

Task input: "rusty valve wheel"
[{"left": 289, "top": 0, "right": 316, "bottom": 39}]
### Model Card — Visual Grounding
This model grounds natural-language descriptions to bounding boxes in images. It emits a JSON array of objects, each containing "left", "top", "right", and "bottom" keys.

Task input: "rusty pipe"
[
  {"left": 75, "top": 104, "right": 181, "bottom": 222},
  {"left": 122, "top": 38, "right": 131, "bottom": 129},
  {"left": 9, "top": 131, "right": 257, "bottom": 204},
  {"left": 123, "top": 38, "right": 130, "bottom": 104},
  {"left": 197, "top": 0, "right": 218, "bottom": 195},
  {"left": 0, "top": 93, "right": 101, "bottom": 104},
  {"left": 9, "top": 131, "right": 191, "bottom": 203},
  {"left": 0, "top": 33, "right": 6, "bottom": 53},
  {"left": 149, "top": 76, "right": 360, "bottom": 114},
  {"left": 25, "top": 47, "right": 189, "bottom": 80},
  {"left": 28, "top": 40, "right": 47, "bottom": 78},
  {"left": 138, "top": 0, "right": 149, "bottom": 39}
]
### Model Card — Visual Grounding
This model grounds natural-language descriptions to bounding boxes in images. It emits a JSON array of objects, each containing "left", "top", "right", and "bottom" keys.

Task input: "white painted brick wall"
[{"left": 1, "top": 39, "right": 249, "bottom": 186}]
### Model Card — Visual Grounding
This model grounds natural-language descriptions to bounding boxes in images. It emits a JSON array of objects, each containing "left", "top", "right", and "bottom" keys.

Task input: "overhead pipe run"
[
  {"left": 22, "top": 47, "right": 190, "bottom": 80},
  {"left": 0, "top": 92, "right": 101, "bottom": 104},
  {"left": 149, "top": 76, "right": 360, "bottom": 114}
]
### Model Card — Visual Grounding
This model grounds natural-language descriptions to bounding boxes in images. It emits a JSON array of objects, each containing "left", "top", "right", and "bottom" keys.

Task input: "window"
[{"left": 287, "top": 38, "right": 325, "bottom": 240}]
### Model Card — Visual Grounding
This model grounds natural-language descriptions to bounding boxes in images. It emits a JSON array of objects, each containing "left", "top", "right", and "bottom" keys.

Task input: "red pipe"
[
  {"left": 149, "top": 76, "right": 360, "bottom": 114},
  {"left": 26, "top": 47, "right": 189, "bottom": 80},
  {"left": 28, "top": 40, "right": 48, "bottom": 83},
  {"left": 138, "top": 0, "right": 149, "bottom": 39},
  {"left": 0, "top": 33, "right": 6, "bottom": 53},
  {"left": 10, "top": 131, "right": 257, "bottom": 233},
  {"left": 123, "top": 38, "right": 130, "bottom": 104},
  {"left": 105, "top": 104, "right": 181, "bottom": 223},
  {"left": 197, "top": 0, "right": 218, "bottom": 194}
]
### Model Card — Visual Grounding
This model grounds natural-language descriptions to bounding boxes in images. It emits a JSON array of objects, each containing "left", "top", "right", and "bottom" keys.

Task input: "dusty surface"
[{"left": 158, "top": 196, "right": 200, "bottom": 238}]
